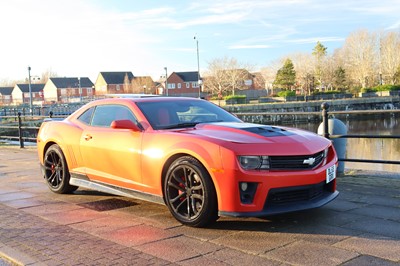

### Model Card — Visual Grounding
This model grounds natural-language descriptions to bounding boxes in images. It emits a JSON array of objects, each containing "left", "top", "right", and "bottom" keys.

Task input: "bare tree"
[
  {"left": 124, "top": 73, "right": 132, "bottom": 93},
  {"left": 340, "top": 29, "right": 378, "bottom": 88},
  {"left": 204, "top": 56, "right": 254, "bottom": 96},
  {"left": 41, "top": 69, "right": 58, "bottom": 83},
  {"left": 290, "top": 52, "right": 314, "bottom": 95},
  {"left": 131, "top": 76, "right": 154, "bottom": 94},
  {"left": 380, "top": 31, "right": 400, "bottom": 85}
]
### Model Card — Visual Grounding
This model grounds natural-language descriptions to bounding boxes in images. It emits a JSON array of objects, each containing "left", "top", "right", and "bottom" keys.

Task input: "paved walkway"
[{"left": 0, "top": 147, "right": 400, "bottom": 265}]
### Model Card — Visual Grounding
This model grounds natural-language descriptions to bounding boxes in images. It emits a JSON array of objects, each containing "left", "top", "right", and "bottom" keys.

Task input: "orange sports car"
[{"left": 37, "top": 97, "right": 338, "bottom": 227}]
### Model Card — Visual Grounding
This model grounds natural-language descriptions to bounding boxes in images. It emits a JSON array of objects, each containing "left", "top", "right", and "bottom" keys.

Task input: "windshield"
[{"left": 136, "top": 99, "right": 242, "bottom": 130}]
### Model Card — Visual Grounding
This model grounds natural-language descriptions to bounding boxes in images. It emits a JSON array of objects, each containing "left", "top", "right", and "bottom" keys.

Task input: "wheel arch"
[
  {"left": 160, "top": 153, "right": 218, "bottom": 206},
  {"left": 43, "top": 141, "right": 58, "bottom": 158},
  {"left": 41, "top": 141, "right": 72, "bottom": 171}
]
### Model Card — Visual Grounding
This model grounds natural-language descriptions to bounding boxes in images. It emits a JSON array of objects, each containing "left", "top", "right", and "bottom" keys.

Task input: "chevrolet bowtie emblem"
[{"left": 303, "top": 157, "right": 316, "bottom": 165}]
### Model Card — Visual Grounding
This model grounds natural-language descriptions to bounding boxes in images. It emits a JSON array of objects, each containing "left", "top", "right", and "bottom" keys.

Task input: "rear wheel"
[
  {"left": 43, "top": 144, "right": 78, "bottom": 194},
  {"left": 164, "top": 156, "right": 218, "bottom": 227}
]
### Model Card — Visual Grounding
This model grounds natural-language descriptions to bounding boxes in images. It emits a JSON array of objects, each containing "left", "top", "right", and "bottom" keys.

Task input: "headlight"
[
  {"left": 323, "top": 148, "right": 329, "bottom": 158},
  {"left": 238, "top": 156, "right": 270, "bottom": 170},
  {"left": 322, "top": 147, "right": 329, "bottom": 165}
]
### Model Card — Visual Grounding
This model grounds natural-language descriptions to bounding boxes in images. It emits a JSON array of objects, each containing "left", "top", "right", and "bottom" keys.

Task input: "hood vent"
[{"left": 242, "top": 126, "right": 293, "bottom": 137}]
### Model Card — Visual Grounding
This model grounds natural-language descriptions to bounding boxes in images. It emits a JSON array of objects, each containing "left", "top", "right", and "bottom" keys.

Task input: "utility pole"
[
  {"left": 28, "top": 66, "right": 33, "bottom": 115},
  {"left": 164, "top": 67, "right": 168, "bottom": 96},
  {"left": 194, "top": 36, "right": 201, "bottom": 98}
]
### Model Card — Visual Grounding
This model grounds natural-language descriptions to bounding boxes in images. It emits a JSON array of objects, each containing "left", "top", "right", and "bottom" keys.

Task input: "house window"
[
  {"left": 116, "top": 85, "right": 120, "bottom": 91},
  {"left": 61, "top": 89, "right": 67, "bottom": 95},
  {"left": 87, "top": 88, "right": 92, "bottom": 95},
  {"left": 244, "top": 80, "right": 252, "bottom": 86},
  {"left": 192, "top": 82, "right": 198, "bottom": 88},
  {"left": 186, "top": 83, "right": 190, "bottom": 88},
  {"left": 168, "top": 83, "right": 175, "bottom": 89},
  {"left": 177, "top": 83, "right": 181, "bottom": 89}
]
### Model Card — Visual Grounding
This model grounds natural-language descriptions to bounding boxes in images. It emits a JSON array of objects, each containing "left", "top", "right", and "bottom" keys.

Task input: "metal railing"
[
  {"left": 235, "top": 102, "right": 400, "bottom": 166},
  {"left": 320, "top": 102, "right": 400, "bottom": 165},
  {"left": 1, "top": 103, "right": 400, "bottom": 168},
  {"left": 0, "top": 112, "right": 52, "bottom": 148}
]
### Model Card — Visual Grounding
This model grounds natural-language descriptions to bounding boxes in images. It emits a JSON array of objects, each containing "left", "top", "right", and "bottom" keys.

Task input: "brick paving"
[
  {"left": 0, "top": 203, "right": 172, "bottom": 265},
  {"left": 1, "top": 147, "right": 400, "bottom": 265}
]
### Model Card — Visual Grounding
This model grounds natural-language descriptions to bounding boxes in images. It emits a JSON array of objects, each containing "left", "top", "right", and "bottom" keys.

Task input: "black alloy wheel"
[
  {"left": 164, "top": 156, "right": 218, "bottom": 227},
  {"left": 43, "top": 144, "right": 78, "bottom": 194}
]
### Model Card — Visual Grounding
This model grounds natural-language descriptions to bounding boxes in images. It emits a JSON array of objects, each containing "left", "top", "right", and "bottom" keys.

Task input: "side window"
[
  {"left": 91, "top": 105, "right": 137, "bottom": 128},
  {"left": 114, "top": 106, "right": 138, "bottom": 123},
  {"left": 77, "top": 107, "right": 95, "bottom": 125}
]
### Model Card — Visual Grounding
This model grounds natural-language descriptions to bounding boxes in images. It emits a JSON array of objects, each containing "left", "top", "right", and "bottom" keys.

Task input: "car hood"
[{"left": 183, "top": 122, "right": 329, "bottom": 154}]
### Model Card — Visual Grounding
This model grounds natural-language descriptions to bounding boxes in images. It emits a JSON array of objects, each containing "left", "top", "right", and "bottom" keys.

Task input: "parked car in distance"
[{"left": 37, "top": 97, "right": 338, "bottom": 227}]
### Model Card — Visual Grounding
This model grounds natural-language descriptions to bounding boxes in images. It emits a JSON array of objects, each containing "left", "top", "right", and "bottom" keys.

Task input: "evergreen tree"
[
  {"left": 312, "top": 41, "right": 328, "bottom": 89},
  {"left": 333, "top": 67, "right": 346, "bottom": 91},
  {"left": 273, "top": 58, "right": 296, "bottom": 90}
]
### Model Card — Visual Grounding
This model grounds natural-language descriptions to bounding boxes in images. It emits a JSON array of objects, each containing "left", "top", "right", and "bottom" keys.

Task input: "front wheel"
[
  {"left": 43, "top": 144, "right": 78, "bottom": 194},
  {"left": 164, "top": 156, "right": 218, "bottom": 227}
]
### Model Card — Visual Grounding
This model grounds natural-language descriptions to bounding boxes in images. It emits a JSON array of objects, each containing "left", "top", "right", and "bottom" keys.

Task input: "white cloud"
[
  {"left": 1, "top": 0, "right": 399, "bottom": 82},
  {"left": 0, "top": 0, "right": 158, "bottom": 81},
  {"left": 386, "top": 20, "right": 400, "bottom": 30},
  {"left": 285, "top": 37, "right": 345, "bottom": 44},
  {"left": 228, "top": 44, "right": 272, "bottom": 49}
]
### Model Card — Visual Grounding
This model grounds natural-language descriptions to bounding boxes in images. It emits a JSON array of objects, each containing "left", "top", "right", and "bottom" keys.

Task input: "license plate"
[{"left": 326, "top": 165, "right": 336, "bottom": 183}]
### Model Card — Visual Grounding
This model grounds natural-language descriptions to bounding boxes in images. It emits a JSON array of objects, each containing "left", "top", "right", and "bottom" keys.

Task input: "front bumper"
[
  {"left": 219, "top": 180, "right": 339, "bottom": 217},
  {"left": 213, "top": 151, "right": 339, "bottom": 217}
]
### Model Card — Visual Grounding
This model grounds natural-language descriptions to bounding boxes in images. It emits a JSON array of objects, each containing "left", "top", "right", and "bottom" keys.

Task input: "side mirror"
[{"left": 110, "top": 119, "right": 142, "bottom": 132}]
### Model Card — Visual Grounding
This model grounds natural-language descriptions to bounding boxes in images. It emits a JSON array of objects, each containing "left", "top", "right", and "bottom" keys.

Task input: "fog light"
[{"left": 239, "top": 182, "right": 258, "bottom": 204}]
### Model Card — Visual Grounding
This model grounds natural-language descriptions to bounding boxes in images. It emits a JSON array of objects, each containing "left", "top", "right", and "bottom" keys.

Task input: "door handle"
[{"left": 84, "top": 134, "right": 92, "bottom": 141}]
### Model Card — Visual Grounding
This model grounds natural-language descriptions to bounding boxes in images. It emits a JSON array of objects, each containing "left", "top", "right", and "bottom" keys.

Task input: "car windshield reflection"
[{"left": 136, "top": 99, "right": 240, "bottom": 130}]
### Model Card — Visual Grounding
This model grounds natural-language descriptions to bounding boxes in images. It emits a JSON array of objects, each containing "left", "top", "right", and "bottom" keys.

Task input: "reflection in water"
[{"left": 286, "top": 114, "right": 400, "bottom": 172}]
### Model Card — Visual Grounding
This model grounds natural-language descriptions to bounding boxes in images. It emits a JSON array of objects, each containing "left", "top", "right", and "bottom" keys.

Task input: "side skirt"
[{"left": 69, "top": 173, "right": 165, "bottom": 205}]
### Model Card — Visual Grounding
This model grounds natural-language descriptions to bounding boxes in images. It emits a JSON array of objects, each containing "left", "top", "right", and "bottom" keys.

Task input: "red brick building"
[{"left": 166, "top": 71, "right": 203, "bottom": 97}]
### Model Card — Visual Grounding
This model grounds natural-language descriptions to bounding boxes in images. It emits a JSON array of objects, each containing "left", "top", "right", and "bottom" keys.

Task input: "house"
[
  {"left": 251, "top": 72, "right": 266, "bottom": 90},
  {"left": 233, "top": 72, "right": 268, "bottom": 100},
  {"left": 43, "top": 77, "right": 94, "bottom": 103},
  {"left": 94, "top": 72, "right": 134, "bottom": 95},
  {"left": 11, "top": 84, "right": 45, "bottom": 105},
  {"left": 0, "top": 87, "right": 13, "bottom": 105},
  {"left": 202, "top": 69, "right": 267, "bottom": 99},
  {"left": 166, "top": 71, "right": 202, "bottom": 97}
]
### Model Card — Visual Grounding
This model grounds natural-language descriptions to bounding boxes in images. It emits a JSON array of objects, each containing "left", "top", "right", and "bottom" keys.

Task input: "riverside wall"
[{"left": 219, "top": 96, "right": 400, "bottom": 125}]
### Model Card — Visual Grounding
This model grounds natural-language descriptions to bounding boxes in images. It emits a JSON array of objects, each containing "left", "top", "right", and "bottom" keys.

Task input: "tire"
[
  {"left": 43, "top": 144, "right": 78, "bottom": 194},
  {"left": 164, "top": 156, "right": 218, "bottom": 227}
]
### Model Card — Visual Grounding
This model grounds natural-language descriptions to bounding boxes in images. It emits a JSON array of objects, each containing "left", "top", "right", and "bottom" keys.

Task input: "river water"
[{"left": 284, "top": 113, "right": 400, "bottom": 173}]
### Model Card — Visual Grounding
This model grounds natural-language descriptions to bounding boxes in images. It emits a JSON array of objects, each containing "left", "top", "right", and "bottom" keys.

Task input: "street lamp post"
[
  {"left": 194, "top": 36, "right": 201, "bottom": 98},
  {"left": 78, "top": 77, "right": 82, "bottom": 102},
  {"left": 27, "top": 66, "right": 33, "bottom": 115},
  {"left": 164, "top": 67, "right": 168, "bottom": 96}
]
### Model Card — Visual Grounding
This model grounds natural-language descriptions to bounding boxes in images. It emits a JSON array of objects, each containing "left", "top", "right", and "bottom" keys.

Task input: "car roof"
[
  {"left": 105, "top": 94, "right": 161, "bottom": 98},
  {"left": 95, "top": 96, "right": 202, "bottom": 104}
]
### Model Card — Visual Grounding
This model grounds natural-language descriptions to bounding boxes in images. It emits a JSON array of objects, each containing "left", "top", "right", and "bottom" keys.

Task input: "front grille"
[
  {"left": 269, "top": 151, "right": 324, "bottom": 170},
  {"left": 266, "top": 181, "right": 330, "bottom": 206}
]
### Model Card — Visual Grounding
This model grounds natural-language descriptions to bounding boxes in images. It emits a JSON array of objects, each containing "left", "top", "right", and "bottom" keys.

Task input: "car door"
[{"left": 79, "top": 104, "right": 143, "bottom": 189}]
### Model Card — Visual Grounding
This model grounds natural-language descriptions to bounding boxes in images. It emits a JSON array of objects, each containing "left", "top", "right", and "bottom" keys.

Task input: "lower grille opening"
[{"left": 265, "top": 181, "right": 333, "bottom": 206}]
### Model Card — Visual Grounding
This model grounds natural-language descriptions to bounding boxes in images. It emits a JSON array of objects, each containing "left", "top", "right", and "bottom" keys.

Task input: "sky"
[{"left": 1, "top": 0, "right": 400, "bottom": 83}]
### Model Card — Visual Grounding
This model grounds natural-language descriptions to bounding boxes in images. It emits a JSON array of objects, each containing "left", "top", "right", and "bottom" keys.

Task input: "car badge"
[{"left": 303, "top": 157, "right": 316, "bottom": 165}]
